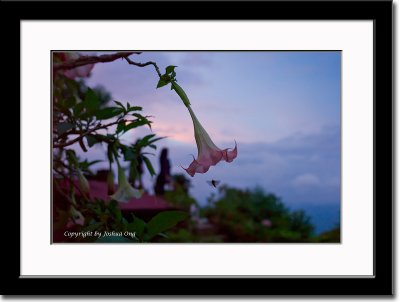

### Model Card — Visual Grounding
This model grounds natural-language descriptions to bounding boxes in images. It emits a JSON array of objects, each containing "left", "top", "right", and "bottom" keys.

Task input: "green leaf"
[
  {"left": 156, "top": 79, "right": 168, "bottom": 88},
  {"left": 108, "top": 200, "right": 122, "bottom": 222},
  {"left": 66, "top": 149, "right": 78, "bottom": 166},
  {"left": 123, "top": 148, "right": 136, "bottom": 161},
  {"left": 87, "top": 159, "right": 102, "bottom": 167},
  {"left": 113, "top": 100, "right": 126, "bottom": 112},
  {"left": 142, "top": 134, "right": 156, "bottom": 141},
  {"left": 79, "top": 159, "right": 102, "bottom": 170},
  {"left": 142, "top": 156, "right": 156, "bottom": 176},
  {"left": 73, "top": 102, "right": 85, "bottom": 116},
  {"left": 116, "top": 122, "right": 126, "bottom": 133},
  {"left": 95, "top": 107, "right": 124, "bottom": 120},
  {"left": 57, "top": 122, "right": 74, "bottom": 136},
  {"left": 141, "top": 152, "right": 155, "bottom": 156},
  {"left": 147, "top": 137, "right": 164, "bottom": 145},
  {"left": 131, "top": 113, "right": 147, "bottom": 119},
  {"left": 63, "top": 96, "right": 76, "bottom": 108},
  {"left": 171, "top": 81, "right": 191, "bottom": 107},
  {"left": 165, "top": 65, "right": 177, "bottom": 74},
  {"left": 83, "top": 88, "right": 100, "bottom": 112},
  {"left": 86, "top": 134, "right": 98, "bottom": 147},
  {"left": 145, "top": 211, "right": 188, "bottom": 241},
  {"left": 90, "top": 134, "right": 114, "bottom": 143},
  {"left": 129, "top": 159, "right": 139, "bottom": 182},
  {"left": 136, "top": 134, "right": 157, "bottom": 147},
  {"left": 107, "top": 144, "right": 114, "bottom": 163},
  {"left": 127, "top": 106, "right": 143, "bottom": 113},
  {"left": 127, "top": 215, "right": 146, "bottom": 239},
  {"left": 125, "top": 120, "right": 150, "bottom": 131}
]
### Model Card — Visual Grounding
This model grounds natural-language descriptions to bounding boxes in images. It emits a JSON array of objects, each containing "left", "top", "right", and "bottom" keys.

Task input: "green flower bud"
[{"left": 77, "top": 169, "right": 90, "bottom": 196}]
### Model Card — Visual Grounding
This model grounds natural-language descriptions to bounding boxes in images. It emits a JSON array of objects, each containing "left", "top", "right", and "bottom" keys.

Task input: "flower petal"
[
  {"left": 110, "top": 184, "right": 142, "bottom": 203},
  {"left": 182, "top": 159, "right": 211, "bottom": 177},
  {"left": 197, "top": 147, "right": 223, "bottom": 167},
  {"left": 222, "top": 141, "right": 238, "bottom": 163}
]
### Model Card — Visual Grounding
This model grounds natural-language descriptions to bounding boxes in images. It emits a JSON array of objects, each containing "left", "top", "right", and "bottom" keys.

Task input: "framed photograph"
[{"left": 3, "top": 0, "right": 393, "bottom": 295}]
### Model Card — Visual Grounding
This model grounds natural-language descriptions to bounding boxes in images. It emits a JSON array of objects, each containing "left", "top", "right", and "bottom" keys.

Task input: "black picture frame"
[{"left": 2, "top": 0, "right": 393, "bottom": 296}]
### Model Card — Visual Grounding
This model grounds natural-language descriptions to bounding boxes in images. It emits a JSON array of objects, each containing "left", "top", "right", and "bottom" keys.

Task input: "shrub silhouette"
[{"left": 202, "top": 186, "right": 314, "bottom": 242}]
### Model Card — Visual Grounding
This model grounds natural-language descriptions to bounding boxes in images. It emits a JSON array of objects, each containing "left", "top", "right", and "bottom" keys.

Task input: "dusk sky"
[{"left": 78, "top": 51, "right": 341, "bottom": 233}]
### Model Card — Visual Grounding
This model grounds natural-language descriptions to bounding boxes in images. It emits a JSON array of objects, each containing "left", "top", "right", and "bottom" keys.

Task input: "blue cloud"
[{"left": 130, "top": 124, "right": 341, "bottom": 208}]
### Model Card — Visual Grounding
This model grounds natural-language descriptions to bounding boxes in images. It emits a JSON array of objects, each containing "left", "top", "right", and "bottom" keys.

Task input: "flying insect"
[{"left": 207, "top": 180, "right": 221, "bottom": 188}]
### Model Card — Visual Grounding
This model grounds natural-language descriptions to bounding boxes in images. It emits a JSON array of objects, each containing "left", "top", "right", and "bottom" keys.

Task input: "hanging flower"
[
  {"left": 183, "top": 105, "right": 237, "bottom": 177},
  {"left": 110, "top": 164, "right": 142, "bottom": 203},
  {"left": 77, "top": 169, "right": 90, "bottom": 197}
]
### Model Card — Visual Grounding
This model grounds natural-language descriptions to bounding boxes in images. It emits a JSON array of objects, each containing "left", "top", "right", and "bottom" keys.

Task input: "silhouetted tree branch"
[
  {"left": 53, "top": 120, "right": 123, "bottom": 148},
  {"left": 53, "top": 51, "right": 141, "bottom": 71},
  {"left": 124, "top": 56, "right": 162, "bottom": 78}
]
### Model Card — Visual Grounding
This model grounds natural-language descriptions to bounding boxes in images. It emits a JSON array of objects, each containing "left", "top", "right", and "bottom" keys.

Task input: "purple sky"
[{"left": 73, "top": 51, "right": 341, "bottom": 232}]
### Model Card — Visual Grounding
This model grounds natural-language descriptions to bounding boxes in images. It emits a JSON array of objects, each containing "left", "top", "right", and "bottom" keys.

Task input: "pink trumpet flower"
[{"left": 183, "top": 105, "right": 237, "bottom": 177}]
